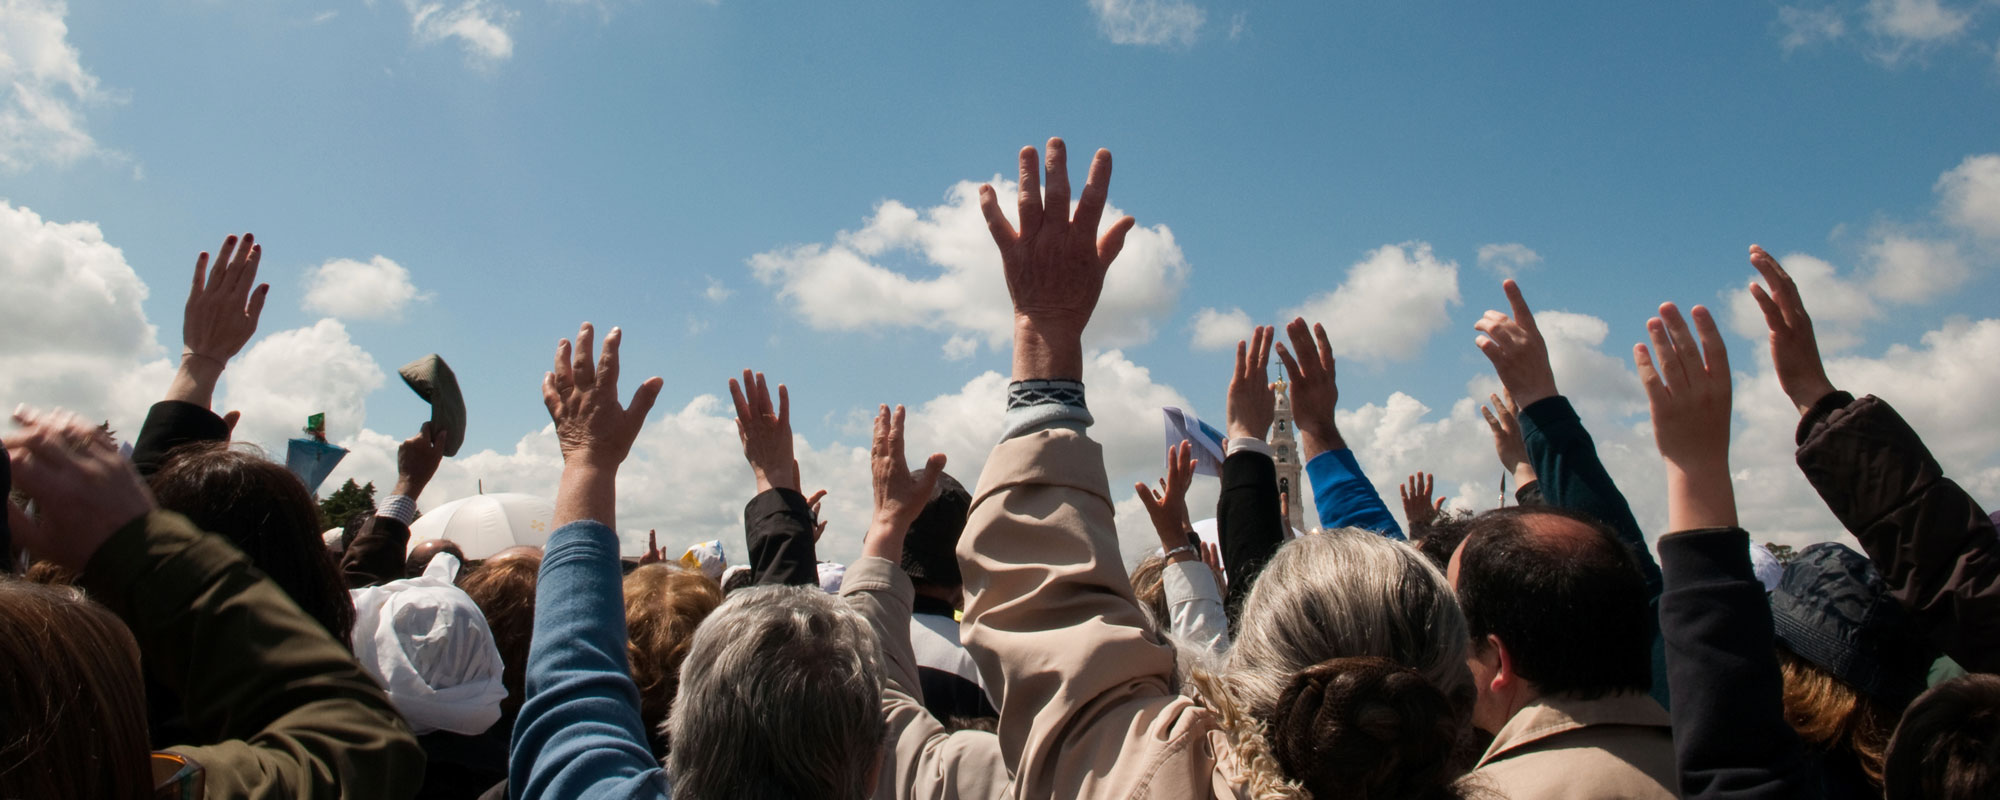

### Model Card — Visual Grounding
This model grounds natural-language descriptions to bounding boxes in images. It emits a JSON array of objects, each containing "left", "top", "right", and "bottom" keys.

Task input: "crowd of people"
[{"left": 3, "top": 138, "right": 1998, "bottom": 799}]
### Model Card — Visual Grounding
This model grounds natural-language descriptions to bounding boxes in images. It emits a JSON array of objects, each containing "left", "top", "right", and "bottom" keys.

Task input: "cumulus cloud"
[
  {"left": 1089, "top": 0, "right": 1206, "bottom": 47},
  {"left": 1936, "top": 153, "right": 2000, "bottom": 238},
  {"left": 703, "top": 275, "right": 732, "bottom": 303},
  {"left": 223, "top": 319, "right": 388, "bottom": 450},
  {"left": 1778, "top": 5, "right": 1848, "bottom": 50},
  {"left": 0, "top": 200, "right": 172, "bottom": 432},
  {"left": 747, "top": 177, "right": 1190, "bottom": 352},
  {"left": 408, "top": 0, "right": 517, "bottom": 64},
  {"left": 1866, "top": 232, "right": 1967, "bottom": 303},
  {"left": 1476, "top": 242, "right": 1542, "bottom": 279},
  {"left": 1282, "top": 242, "right": 1462, "bottom": 365},
  {"left": 302, "top": 255, "right": 428, "bottom": 321},
  {"left": 1189, "top": 307, "right": 1252, "bottom": 351},
  {"left": 1864, "top": 0, "right": 1972, "bottom": 44},
  {"left": 0, "top": 0, "right": 119, "bottom": 170},
  {"left": 942, "top": 334, "right": 979, "bottom": 361}
]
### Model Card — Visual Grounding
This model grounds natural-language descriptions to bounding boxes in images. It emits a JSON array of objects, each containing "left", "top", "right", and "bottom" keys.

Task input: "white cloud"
[
  {"left": 1866, "top": 232, "right": 1966, "bottom": 303},
  {"left": 0, "top": 0, "right": 118, "bottom": 170},
  {"left": 703, "top": 275, "right": 733, "bottom": 303},
  {"left": 223, "top": 319, "right": 388, "bottom": 450},
  {"left": 1282, "top": 242, "right": 1462, "bottom": 365},
  {"left": 0, "top": 200, "right": 171, "bottom": 433},
  {"left": 1227, "top": 11, "right": 1247, "bottom": 41},
  {"left": 747, "top": 177, "right": 1190, "bottom": 352},
  {"left": 1724, "top": 251, "right": 1879, "bottom": 352},
  {"left": 408, "top": 0, "right": 517, "bottom": 64},
  {"left": 302, "top": 255, "right": 428, "bottom": 321},
  {"left": 1189, "top": 306, "right": 1252, "bottom": 351},
  {"left": 1864, "top": 0, "right": 1971, "bottom": 43},
  {"left": 310, "top": 10, "right": 339, "bottom": 25},
  {"left": 1475, "top": 242, "right": 1542, "bottom": 279},
  {"left": 942, "top": 333, "right": 979, "bottom": 361},
  {"left": 1088, "top": 0, "right": 1206, "bottom": 47},
  {"left": 1778, "top": 6, "right": 1848, "bottom": 51},
  {"left": 1936, "top": 153, "right": 2000, "bottom": 238}
]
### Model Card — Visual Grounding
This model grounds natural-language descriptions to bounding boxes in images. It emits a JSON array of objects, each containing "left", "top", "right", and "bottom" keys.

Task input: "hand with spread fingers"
[
  {"left": 1274, "top": 317, "right": 1346, "bottom": 458},
  {"left": 1227, "top": 326, "right": 1277, "bottom": 441},
  {"left": 542, "top": 323, "right": 664, "bottom": 527},
  {"left": 6, "top": 406, "right": 157, "bottom": 570},
  {"left": 980, "top": 138, "right": 1138, "bottom": 381},
  {"left": 1474, "top": 279, "right": 1560, "bottom": 409},
  {"left": 729, "top": 370, "right": 798, "bottom": 494},
  {"left": 1635, "top": 303, "right": 1737, "bottom": 532},
  {"left": 1481, "top": 391, "right": 1536, "bottom": 488},
  {"left": 1400, "top": 472, "right": 1446, "bottom": 530},
  {"left": 1745, "top": 244, "right": 1839, "bottom": 416},
  {"left": 860, "top": 405, "right": 947, "bottom": 561},
  {"left": 1136, "top": 441, "right": 1199, "bottom": 560},
  {"left": 171, "top": 233, "right": 270, "bottom": 408}
]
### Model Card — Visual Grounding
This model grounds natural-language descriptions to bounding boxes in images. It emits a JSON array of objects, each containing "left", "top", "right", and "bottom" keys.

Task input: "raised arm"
[
  {"left": 1750, "top": 246, "right": 2000, "bottom": 671},
  {"left": 341, "top": 422, "right": 446, "bottom": 587},
  {"left": 1637, "top": 302, "right": 1813, "bottom": 798},
  {"left": 1481, "top": 391, "right": 1541, "bottom": 503},
  {"left": 731, "top": 369, "right": 820, "bottom": 586},
  {"left": 10, "top": 408, "right": 423, "bottom": 799},
  {"left": 1277, "top": 318, "right": 1401, "bottom": 537},
  {"left": 510, "top": 322, "right": 672, "bottom": 800},
  {"left": 1474, "top": 279, "right": 1660, "bottom": 595},
  {"left": 136, "top": 233, "right": 267, "bottom": 475},
  {"left": 1138, "top": 440, "right": 1228, "bottom": 650},
  {"left": 1214, "top": 324, "right": 1286, "bottom": 624}
]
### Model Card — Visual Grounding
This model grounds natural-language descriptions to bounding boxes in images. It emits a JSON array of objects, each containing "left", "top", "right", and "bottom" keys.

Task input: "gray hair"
[
  {"left": 666, "top": 584, "right": 886, "bottom": 800},
  {"left": 1224, "top": 528, "right": 1473, "bottom": 718}
]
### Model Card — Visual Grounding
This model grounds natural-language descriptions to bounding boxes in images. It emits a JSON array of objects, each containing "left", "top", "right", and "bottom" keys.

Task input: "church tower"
[{"left": 1268, "top": 380, "right": 1307, "bottom": 534}]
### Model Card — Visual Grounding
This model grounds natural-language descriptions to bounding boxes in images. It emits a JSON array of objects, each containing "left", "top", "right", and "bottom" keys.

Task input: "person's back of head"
[
  {"left": 0, "top": 579, "right": 152, "bottom": 800},
  {"left": 1884, "top": 674, "right": 2000, "bottom": 800},
  {"left": 667, "top": 584, "right": 885, "bottom": 800},
  {"left": 460, "top": 546, "right": 541, "bottom": 721},
  {"left": 350, "top": 556, "right": 508, "bottom": 736},
  {"left": 899, "top": 470, "right": 970, "bottom": 596},
  {"left": 623, "top": 563, "right": 722, "bottom": 758},
  {"left": 149, "top": 442, "right": 355, "bottom": 644},
  {"left": 1268, "top": 657, "right": 1471, "bottom": 800},
  {"left": 1450, "top": 506, "right": 1653, "bottom": 707},
  {"left": 406, "top": 538, "right": 467, "bottom": 581}
]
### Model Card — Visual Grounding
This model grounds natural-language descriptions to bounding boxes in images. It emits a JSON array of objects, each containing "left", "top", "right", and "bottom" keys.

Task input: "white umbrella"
[{"left": 406, "top": 493, "right": 558, "bottom": 559}]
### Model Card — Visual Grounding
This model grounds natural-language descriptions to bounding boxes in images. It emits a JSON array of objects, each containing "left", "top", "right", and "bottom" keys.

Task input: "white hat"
[
  {"left": 349, "top": 554, "right": 508, "bottom": 735},
  {"left": 679, "top": 540, "right": 727, "bottom": 581}
]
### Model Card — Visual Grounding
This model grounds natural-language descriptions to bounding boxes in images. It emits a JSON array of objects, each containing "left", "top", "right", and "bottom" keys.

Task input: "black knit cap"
[
  {"left": 1770, "top": 542, "right": 1937, "bottom": 709},
  {"left": 900, "top": 471, "right": 970, "bottom": 588}
]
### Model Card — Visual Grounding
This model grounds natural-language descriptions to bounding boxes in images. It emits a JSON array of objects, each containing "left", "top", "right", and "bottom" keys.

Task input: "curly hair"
[
  {"left": 460, "top": 548, "right": 542, "bottom": 720},
  {"left": 624, "top": 563, "right": 723, "bottom": 759}
]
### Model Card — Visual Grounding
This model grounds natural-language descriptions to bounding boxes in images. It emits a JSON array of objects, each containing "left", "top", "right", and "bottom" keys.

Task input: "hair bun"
[{"left": 1269, "top": 656, "right": 1462, "bottom": 800}]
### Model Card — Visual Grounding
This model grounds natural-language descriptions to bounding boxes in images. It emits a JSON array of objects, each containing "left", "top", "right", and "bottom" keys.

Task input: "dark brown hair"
[
  {"left": 1777, "top": 646, "right": 1896, "bottom": 788},
  {"left": 460, "top": 549, "right": 542, "bottom": 721},
  {"left": 1269, "top": 656, "right": 1468, "bottom": 800},
  {"left": 149, "top": 442, "right": 355, "bottom": 645},
  {"left": 624, "top": 564, "right": 723, "bottom": 759},
  {"left": 0, "top": 579, "right": 152, "bottom": 799},
  {"left": 1884, "top": 674, "right": 2000, "bottom": 800}
]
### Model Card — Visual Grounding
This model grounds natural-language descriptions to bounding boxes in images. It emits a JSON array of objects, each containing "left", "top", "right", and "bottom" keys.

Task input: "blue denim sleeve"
[
  {"left": 509, "top": 520, "right": 670, "bottom": 800},
  {"left": 1305, "top": 449, "right": 1403, "bottom": 539}
]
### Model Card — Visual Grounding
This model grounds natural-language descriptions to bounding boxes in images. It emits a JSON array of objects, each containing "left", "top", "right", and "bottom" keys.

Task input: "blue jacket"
[{"left": 1304, "top": 448, "right": 1403, "bottom": 538}]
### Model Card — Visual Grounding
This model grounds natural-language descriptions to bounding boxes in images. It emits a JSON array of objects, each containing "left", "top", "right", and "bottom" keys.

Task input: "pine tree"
[{"left": 318, "top": 479, "right": 377, "bottom": 531}]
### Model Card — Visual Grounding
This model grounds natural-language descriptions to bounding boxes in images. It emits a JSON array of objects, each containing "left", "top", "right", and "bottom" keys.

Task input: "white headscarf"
[{"left": 349, "top": 554, "right": 509, "bottom": 735}]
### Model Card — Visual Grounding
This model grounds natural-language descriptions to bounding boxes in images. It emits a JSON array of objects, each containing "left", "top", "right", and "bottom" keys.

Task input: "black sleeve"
[
  {"left": 133, "top": 400, "right": 231, "bottom": 477},
  {"left": 340, "top": 516, "right": 412, "bottom": 589},
  {"left": 1659, "top": 528, "right": 1814, "bottom": 799},
  {"left": 1218, "top": 449, "right": 1285, "bottom": 631},
  {"left": 745, "top": 488, "right": 819, "bottom": 587}
]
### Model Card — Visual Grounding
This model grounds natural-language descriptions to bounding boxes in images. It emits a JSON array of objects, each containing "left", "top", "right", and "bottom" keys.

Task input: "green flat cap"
[{"left": 398, "top": 354, "right": 466, "bottom": 457}]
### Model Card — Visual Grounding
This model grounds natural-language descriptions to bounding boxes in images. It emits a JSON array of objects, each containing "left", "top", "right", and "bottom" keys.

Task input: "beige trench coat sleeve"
[
  {"left": 957, "top": 429, "right": 1225, "bottom": 800},
  {"left": 841, "top": 555, "right": 1010, "bottom": 800}
]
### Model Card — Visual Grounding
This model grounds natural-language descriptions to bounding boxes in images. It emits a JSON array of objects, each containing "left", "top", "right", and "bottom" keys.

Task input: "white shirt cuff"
[
  {"left": 378, "top": 495, "right": 418, "bottom": 526},
  {"left": 1226, "top": 437, "right": 1272, "bottom": 457}
]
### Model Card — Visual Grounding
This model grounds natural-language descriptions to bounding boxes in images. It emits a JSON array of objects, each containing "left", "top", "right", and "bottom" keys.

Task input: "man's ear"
[{"left": 1486, "top": 634, "right": 1520, "bottom": 692}]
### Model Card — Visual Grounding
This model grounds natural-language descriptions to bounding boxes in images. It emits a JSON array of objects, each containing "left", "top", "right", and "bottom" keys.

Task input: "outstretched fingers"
[
  {"left": 979, "top": 184, "right": 1018, "bottom": 250},
  {"left": 1016, "top": 145, "right": 1043, "bottom": 239},
  {"left": 1502, "top": 279, "right": 1538, "bottom": 332},
  {"left": 571, "top": 323, "right": 598, "bottom": 390},
  {"left": 1073, "top": 147, "right": 1113, "bottom": 235},
  {"left": 1042, "top": 138, "right": 1071, "bottom": 231},
  {"left": 1096, "top": 215, "right": 1136, "bottom": 265}
]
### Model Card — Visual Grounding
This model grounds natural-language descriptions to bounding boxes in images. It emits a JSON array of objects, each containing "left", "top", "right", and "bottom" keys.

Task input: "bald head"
[{"left": 406, "top": 539, "right": 467, "bottom": 580}]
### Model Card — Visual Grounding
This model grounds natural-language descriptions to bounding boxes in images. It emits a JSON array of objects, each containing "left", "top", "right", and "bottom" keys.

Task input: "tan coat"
[
  {"left": 848, "top": 429, "right": 1253, "bottom": 799},
  {"left": 1465, "top": 692, "right": 1679, "bottom": 800}
]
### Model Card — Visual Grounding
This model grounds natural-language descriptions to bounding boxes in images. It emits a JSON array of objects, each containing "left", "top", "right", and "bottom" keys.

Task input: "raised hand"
[
  {"left": 1274, "top": 317, "right": 1345, "bottom": 458},
  {"left": 1136, "top": 441, "right": 1198, "bottom": 558},
  {"left": 980, "top": 138, "right": 1138, "bottom": 381},
  {"left": 1200, "top": 540, "right": 1226, "bottom": 593},
  {"left": 393, "top": 421, "right": 448, "bottom": 500},
  {"left": 170, "top": 233, "right": 270, "bottom": 408},
  {"left": 543, "top": 323, "right": 664, "bottom": 528},
  {"left": 860, "top": 405, "right": 948, "bottom": 561},
  {"left": 639, "top": 530, "right": 664, "bottom": 565},
  {"left": 1635, "top": 303, "right": 1736, "bottom": 532},
  {"left": 1474, "top": 280, "right": 1559, "bottom": 409},
  {"left": 6, "top": 407, "right": 157, "bottom": 570},
  {"left": 806, "top": 489, "right": 829, "bottom": 542},
  {"left": 728, "top": 370, "right": 798, "bottom": 494},
  {"left": 1746, "top": 245, "right": 1838, "bottom": 416},
  {"left": 1227, "top": 326, "right": 1277, "bottom": 441},
  {"left": 1399, "top": 472, "right": 1446, "bottom": 529},
  {"left": 1481, "top": 391, "right": 1536, "bottom": 487}
]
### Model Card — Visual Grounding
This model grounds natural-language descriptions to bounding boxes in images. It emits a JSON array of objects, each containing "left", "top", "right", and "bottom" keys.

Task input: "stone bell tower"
[{"left": 1269, "top": 379, "right": 1306, "bottom": 534}]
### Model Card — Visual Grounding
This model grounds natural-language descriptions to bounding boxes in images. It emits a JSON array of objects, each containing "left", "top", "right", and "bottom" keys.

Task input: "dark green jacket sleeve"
[
  {"left": 1518, "top": 396, "right": 1664, "bottom": 597},
  {"left": 80, "top": 511, "right": 424, "bottom": 799}
]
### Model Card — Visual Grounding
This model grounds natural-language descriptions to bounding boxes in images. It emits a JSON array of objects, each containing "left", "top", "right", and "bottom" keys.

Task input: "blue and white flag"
[
  {"left": 286, "top": 438, "right": 350, "bottom": 494},
  {"left": 1161, "top": 407, "right": 1230, "bottom": 477}
]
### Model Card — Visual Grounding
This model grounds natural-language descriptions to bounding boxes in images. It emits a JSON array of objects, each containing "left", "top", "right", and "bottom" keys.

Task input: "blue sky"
[{"left": 5, "top": 0, "right": 1998, "bottom": 560}]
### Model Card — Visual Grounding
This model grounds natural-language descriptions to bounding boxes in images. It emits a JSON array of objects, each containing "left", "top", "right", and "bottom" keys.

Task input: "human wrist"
[
  {"left": 1510, "top": 461, "right": 1538, "bottom": 489},
  {"left": 167, "top": 356, "right": 226, "bottom": 407},
  {"left": 392, "top": 476, "right": 429, "bottom": 501},
  {"left": 1788, "top": 380, "right": 1839, "bottom": 417},
  {"left": 1012, "top": 319, "right": 1085, "bottom": 382},
  {"left": 1300, "top": 424, "right": 1345, "bottom": 457},
  {"left": 554, "top": 463, "right": 618, "bottom": 528},
  {"left": 861, "top": 519, "right": 906, "bottom": 561},
  {"left": 1664, "top": 459, "right": 1736, "bottom": 532},
  {"left": 1507, "top": 381, "right": 1557, "bottom": 409}
]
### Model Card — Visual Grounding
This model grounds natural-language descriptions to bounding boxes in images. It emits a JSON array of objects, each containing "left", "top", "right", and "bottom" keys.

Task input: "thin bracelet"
[
  {"left": 1162, "top": 544, "right": 1197, "bottom": 560},
  {"left": 181, "top": 349, "right": 226, "bottom": 368}
]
